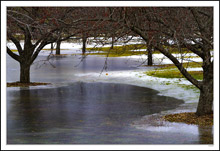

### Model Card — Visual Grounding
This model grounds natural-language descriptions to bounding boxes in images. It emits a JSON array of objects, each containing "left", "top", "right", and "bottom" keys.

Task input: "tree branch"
[
  {"left": 189, "top": 8, "right": 204, "bottom": 33},
  {"left": 7, "top": 47, "right": 21, "bottom": 62},
  {"left": 8, "top": 35, "right": 23, "bottom": 55},
  {"left": 183, "top": 43, "right": 204, "bottom": 59},
  {"left": 130, "top": 26, "right": 148, "bottom": 42},
  {"left": 30, "top": 41, "right": 48, "bottom": 64},
  {"left": 155, "top": 45, "right": 202, "bottom": 89},
  {"left": 131, "top": 24, "right": 202, "bottom": 89},
  {"left": 33, "top": 28, "right": 59, "bottom": 47}
]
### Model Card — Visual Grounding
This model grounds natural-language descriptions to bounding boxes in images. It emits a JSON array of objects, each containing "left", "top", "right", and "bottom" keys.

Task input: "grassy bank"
[
  {"left": 86, "top": 44, "right": 195, "bottom": 57},
  {"left": 9, "top": 43, "right": 209, "bottom": 58},
  {"left": 143, "top": 62, "right": 203, "bottom": 92},
  {"left": 144, "top": 62, "right": 203, "bottom": 80},
  {"left": 87, "top": 44, "right": 147, "bottom": 57}
]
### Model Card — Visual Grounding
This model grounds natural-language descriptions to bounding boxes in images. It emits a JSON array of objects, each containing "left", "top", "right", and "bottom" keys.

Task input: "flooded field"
[{"left": 6, "top": 53, "right": 213, "bottom": 144}]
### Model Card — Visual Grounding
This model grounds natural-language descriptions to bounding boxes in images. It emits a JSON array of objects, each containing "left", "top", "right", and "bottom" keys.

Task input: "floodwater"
[
  {"left": 7, "top": 54, "right": 147, "bottom": 83},
  {"left": 6, "top": 53, "right": 213, "bottom": 144}
]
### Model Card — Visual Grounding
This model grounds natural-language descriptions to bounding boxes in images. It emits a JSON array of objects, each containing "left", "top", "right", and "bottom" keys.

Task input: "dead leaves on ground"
[{"left": 163, "top": 112, "right": 213, "bottom": 126}]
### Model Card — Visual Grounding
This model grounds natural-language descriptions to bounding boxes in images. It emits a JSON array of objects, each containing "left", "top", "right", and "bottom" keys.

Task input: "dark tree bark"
[
  {"left": 111, "top": 36, "right": 114, "bottom": 49},
  {"left": 56, "top": 40, "right": 61, "bottom": 55},
  {"left": 147, "top": 44, "right": 153, "bottom": 66},
  {"left": 51, "top": 43, "right": 54, "bottom": 50},
  {"left": 82, "top": 35, "right": 87, "bottom": 55},
  {"left": 7, "top": 46, "right": 31, "bottom": 83},
  {"left": 196, "top": 52, "right": 213, "bottom": 116},
  {"left": 20, "top": 62, "right": 31, "bottom": 83},
  {"left": 196, "top": 81, "right": 213, "bottom": 116},
  {"left": 19, "top": 40, "right": 35, "bottom": 83}
]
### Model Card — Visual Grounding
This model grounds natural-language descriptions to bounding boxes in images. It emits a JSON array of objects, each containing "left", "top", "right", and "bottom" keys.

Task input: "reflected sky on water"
[{"left": 6, "top": 54, "right": 213, "bottom": 144}]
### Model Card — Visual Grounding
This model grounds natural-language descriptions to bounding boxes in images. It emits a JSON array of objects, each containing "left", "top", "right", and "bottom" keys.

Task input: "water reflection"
[
  {"left": 7, "top": 55, "right": 140, "bottom": 83},
  {"left": 8, "top": 82, "right": 210, "bottom": 144},
  {"left": 198, "top": 125, "right": 213, "bottom": 144},
  {"left": 6, "top": 54, "right": 213, "bottom": 144}
]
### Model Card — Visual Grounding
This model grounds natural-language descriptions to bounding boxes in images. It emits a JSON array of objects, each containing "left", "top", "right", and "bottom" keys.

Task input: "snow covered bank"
[
  {"left": 7, "top": 41, "right": 213, "bottom": 64},
  {"left": 7, "top": 41, "right": 202, "bottom": 104},
  {"left": 186, "top": 68, "right": 203, "bottom": 71},
  {"left": 120, "top": 53, "right": 204, "bottom": 64},
  {"left": 74, "top": 69, "right": 200, "bottom": 104}
]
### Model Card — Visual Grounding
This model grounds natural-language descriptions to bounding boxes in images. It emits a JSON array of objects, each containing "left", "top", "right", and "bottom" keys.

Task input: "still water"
[
  {"left": 7, "top": 54, "right": 143, "bottom": 83},
  {"left": 6, "top": 54, "right": 213, "bottom": 144}
]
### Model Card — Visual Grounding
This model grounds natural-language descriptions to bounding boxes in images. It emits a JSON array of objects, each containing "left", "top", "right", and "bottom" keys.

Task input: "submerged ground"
[{"left": 6, "top": 42, "right": 213, "bottom": 144}]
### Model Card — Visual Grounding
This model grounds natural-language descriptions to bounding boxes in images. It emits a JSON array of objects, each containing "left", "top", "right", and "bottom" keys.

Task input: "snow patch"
[
  {"left": 74, "top": 69, "right": 200, "bottom": 104},
  {"left": 186, "top": 68, "right": 203, "bottom": 71}
]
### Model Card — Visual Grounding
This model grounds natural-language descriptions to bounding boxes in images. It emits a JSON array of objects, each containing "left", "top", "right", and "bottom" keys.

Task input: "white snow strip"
[
  {"left": 186, "top": 68, "right": 203, "bottom": 71},
  {"left": 6, "top": 41, "right": 213, "bottom": 63},
  {"left": 74, "top": 69, "right": 200, "bottom": 104},
  {"left": 120, "top": 54, "right": 204, "bottom": 64},
  {"left": 134, "top": 121, "right": 199, "bottom": 135}
]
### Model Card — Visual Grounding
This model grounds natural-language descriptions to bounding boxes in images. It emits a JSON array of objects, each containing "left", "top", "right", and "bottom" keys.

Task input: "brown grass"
[
  {"left": 7, "top": 82, "right": 50, "bottom": 87},
  {"left": 163, "top": 112, "right": 213, "bottom": 126}
]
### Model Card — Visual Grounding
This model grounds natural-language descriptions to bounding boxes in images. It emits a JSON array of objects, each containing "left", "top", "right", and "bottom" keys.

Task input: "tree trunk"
[
  {"left": 196, "top": 82, "right": 213, "bottom": 116},
  {"left": 147, "top": 45, "right": 153, "bottom": 66},
  {"left": 111, "top": 36, "right": 114, "bottom": 49},
  {"left": 51, "top": 43, "right": 54, "bottom": 50},
  {"left": 196, "top": 63, "right": 213, "bottom": 116},
  {"left": 56, "top": 40, "right": 61, "bottom": 55},
  {"left": 20, "top": 63, "right": 31, "bottom": 83},
  {"left": 82, "top": 36, "right": 87, "bottom": 55}
]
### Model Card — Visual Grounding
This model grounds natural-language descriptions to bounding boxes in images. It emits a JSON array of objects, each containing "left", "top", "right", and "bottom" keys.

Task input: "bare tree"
[
  {"left": 7, "top": 7, "right": 81, "bottom": 83},
  {"left": 120, "top": 7, "right": 213, "bottom": 116},
  {"left": 7, "top": 7, "right": 214, "bottom": 116}
]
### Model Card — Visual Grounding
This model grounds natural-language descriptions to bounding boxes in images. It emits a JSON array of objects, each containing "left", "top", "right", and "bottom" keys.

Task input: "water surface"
[
  {"left": 7, "top": 82, "right": 189, "bottom": 144},
  {"left": 7, "top": 54, "right": 145, "bottom": 83},
  {"left": 6, "top": 54, "right": 213, "bottom": 144}
]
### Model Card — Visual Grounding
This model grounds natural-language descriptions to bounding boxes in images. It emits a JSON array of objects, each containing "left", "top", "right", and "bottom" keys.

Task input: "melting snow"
[
  {"left": 75, "top": 69, "right": 200, "bottom": 104},
  {"left": 7, "top": 41, "right": 202, "bottom": 103}
]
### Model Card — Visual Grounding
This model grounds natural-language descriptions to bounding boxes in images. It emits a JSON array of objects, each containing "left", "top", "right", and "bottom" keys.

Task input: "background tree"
[
  {"left": 7, "top": 7, "right": 80, "bottom": 83},
  {"left": 104, "top": 7, "right": 157, "bottom": 65}
]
